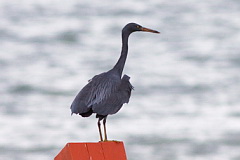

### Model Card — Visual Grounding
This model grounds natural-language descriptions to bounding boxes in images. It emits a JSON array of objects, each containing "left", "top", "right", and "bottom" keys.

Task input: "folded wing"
[{"left": 92, "top": 74, "right": 133, "bottom": 116}]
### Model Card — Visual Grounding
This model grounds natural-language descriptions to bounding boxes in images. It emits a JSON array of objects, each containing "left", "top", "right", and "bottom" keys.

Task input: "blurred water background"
[{"left": 1, "top": 0, "right": 240, "bottom": 159}]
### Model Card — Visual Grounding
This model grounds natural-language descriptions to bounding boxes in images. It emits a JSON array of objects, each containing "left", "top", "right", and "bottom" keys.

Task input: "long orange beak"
[{"left": 141, "top": 27, "right": 160, "bottom": 34}]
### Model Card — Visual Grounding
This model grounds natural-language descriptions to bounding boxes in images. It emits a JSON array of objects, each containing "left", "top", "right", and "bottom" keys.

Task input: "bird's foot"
[
  {"left": 99, "top": 139, "right": 121, "bottom": 143},
  {"left": 99, "top": 139, "right": 110, "bottom": 142}
]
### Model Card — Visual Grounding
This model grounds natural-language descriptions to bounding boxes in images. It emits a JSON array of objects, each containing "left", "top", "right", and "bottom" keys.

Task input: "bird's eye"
[{"left": 137, "top": 25, "right": 140, "bottom": 28}]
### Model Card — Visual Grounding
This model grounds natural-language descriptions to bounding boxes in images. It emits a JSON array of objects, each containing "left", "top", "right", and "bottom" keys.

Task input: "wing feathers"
[
  {"left": 71, "top": 72, "right": 120, "bottom": 115},
  {"left": 70, "top": 72, "right": 133, "bottom": 116},
  {"left": 92, "top": 74, "right": 133, "bottom": 115}
]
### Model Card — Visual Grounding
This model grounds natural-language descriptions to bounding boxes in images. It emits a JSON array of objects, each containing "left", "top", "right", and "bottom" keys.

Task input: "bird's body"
[
  {"left": 70, "top": 23, "right": 159, "bottom": 141},
  {"left": 71, "top": 71, "right": 133, "bottom": 117}
]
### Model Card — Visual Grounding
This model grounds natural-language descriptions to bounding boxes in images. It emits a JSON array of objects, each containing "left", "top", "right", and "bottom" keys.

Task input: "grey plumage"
[
  {"left": 71, "top": 72, "right": 133, "bottom": 117},
  {"left": 70, "top": 23, "right": 159, "bottom": 141},
  {"left": 92, "top": 74, "right": 133, "bottom": 116}
]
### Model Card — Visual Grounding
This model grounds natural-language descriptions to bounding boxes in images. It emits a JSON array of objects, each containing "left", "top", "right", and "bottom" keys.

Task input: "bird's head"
[{"left": 123, "top": 23, "right": 160, "bottom": 34}]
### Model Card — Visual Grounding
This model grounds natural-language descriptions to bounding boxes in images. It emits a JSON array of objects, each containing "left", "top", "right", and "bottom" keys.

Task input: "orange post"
[{"left": 54, "top": 141, "right": 127, "bottom": 160}]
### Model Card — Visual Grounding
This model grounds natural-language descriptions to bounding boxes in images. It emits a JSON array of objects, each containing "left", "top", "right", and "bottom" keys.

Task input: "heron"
[{"left": 71, "top": 23, "right": 159, "bottom": 141}]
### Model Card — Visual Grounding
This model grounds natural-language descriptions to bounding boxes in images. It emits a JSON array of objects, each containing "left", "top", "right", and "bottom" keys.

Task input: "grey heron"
[{"left": 71, "top": 23, "right": 159, "bottom": 141}]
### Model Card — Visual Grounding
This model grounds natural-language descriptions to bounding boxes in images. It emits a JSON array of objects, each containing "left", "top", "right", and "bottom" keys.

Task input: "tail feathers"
[
  {"left": 80, "top": 109, "right": 93, "bottom": 117},
  {"left": 71, "top": 108, "right": 93, "bottom": 117},
  {"left": 71, "top": 102, "right": 93, "bottom": 117}
]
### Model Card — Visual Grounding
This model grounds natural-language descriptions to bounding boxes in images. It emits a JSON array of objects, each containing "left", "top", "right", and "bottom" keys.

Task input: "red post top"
[{"left": 54, "top": 141, "right": 127, "bottom": 160}]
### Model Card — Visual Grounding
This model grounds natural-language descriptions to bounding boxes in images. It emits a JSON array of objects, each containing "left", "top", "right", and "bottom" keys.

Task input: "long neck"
[{"left": 112, "top": 31, "right": 130, "bottom": 76}]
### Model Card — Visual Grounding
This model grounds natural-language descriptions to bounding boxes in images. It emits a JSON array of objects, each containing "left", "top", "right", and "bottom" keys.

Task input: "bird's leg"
[
  {"left": 103, "top": 117, "right": 108, "bottom": 141},
  {"left": 97, "top": 118, "right": 103, "bottom": 141}
]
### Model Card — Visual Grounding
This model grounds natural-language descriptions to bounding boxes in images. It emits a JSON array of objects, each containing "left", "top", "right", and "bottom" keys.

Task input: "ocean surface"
[{"left": 1, "top": 0, "right": 240, "bottom": 159}]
